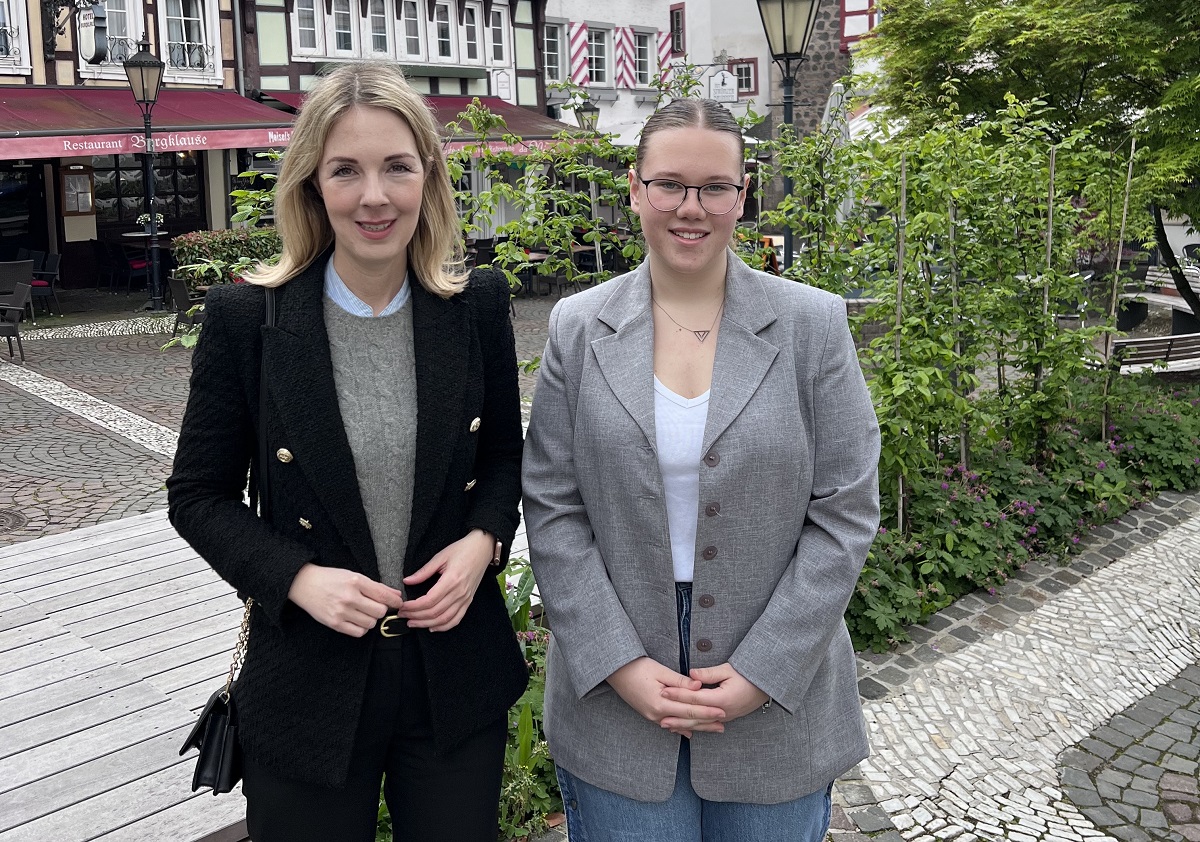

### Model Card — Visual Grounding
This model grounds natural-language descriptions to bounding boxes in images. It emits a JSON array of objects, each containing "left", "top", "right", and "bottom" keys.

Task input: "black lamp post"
[
  {"left": 123, "top": 38, "right": 166, "bottom": 310},
  {"left": 573, "top": 99, "right": 603, "bottom": 274},
  {"left": 755, "top": 0, "right": 822, "bottom": 271}
]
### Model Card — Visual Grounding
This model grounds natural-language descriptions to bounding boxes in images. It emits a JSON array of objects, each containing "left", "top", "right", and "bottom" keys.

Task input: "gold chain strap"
[{"left": 221, "top": 598, "right": 254, "bottom": 701}]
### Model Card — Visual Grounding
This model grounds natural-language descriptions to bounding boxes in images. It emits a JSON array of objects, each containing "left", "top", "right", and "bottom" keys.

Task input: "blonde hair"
[{"left": 246, "top": 61, "right": 466, "bottom": 296}]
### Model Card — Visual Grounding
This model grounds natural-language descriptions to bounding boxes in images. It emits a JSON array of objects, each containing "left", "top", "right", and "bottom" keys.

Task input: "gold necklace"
[{"left": 652, "top": 296, "right": 724, "bottom": 343}]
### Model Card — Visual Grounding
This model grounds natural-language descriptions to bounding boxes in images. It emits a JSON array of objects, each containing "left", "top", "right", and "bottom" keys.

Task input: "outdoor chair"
[
  {"left": 0, "top": 259, "right": 36, "bottom": 324},
  {"left": 16, "top": 249, "right": 47, "bottom": 273},
  {"left": 31, "top": 252, "right": 62, "bottom": 317},
  {"left": 0, "top": 281, "right": 31, "bottom": 362},
  {"left": 90, "top": 239, "right": 116, "bottom": 288},
  {"left": 166, "top": 273, "right": 206, "bottom": 337},
  {"left": 107, "top": 241, "right": 149, "bottom": 294}
]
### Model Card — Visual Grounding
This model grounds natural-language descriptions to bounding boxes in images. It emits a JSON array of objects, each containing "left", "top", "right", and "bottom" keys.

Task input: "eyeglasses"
[{"left": 638, "top": 178, "right": 745, "bottom": 215}]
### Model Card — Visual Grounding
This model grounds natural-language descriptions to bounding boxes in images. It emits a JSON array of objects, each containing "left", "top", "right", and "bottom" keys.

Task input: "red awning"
[
  {"left": 264, "top": 92, "right": 574, "bottom": 153},
  {"left": 428, "top": 96, "right": 575, "bottom": 144},
  {"left": 0, "top": 88, "right": 294, "bottom": 161}
]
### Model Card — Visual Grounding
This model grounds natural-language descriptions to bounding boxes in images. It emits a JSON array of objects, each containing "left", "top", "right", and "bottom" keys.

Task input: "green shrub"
[
  {"left": 850, "top": 377, "right": 1200, "bottom": 652},
  {"left": 170, "top": 227, "right": 281, "bottom": 286}
]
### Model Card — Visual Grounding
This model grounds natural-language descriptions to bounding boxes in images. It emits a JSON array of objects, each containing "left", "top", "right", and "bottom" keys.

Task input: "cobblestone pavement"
[
  {"left": 830, "top": 495, "right": 1200, "bottom": 842},
  {"left": 1, "top": 294, "right": 1198, "bottom": 842}
]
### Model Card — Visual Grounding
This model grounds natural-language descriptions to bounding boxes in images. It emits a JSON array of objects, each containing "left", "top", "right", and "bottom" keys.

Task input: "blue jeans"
[
  {"left": 556, "top": 742, "right": 833, "bottom": 842},
  {"left": 553, "top": 583, "right": 833, "bottom": 842}
]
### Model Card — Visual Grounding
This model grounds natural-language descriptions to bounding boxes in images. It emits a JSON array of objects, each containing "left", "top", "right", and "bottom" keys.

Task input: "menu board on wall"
[{"left": 62, "top": 168, "right": 95, "bottom": 216}]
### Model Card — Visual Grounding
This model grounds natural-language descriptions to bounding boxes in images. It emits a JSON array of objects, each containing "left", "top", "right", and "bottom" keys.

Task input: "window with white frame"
[
  {"left": 489, "top": 8, "right": 504, "bottom": 62},
  {"left": 295, "top": 0, "right": 319, "bottom": 50},
  {"left": 633, "top": 32, "right": 650, "bottom": 86},
  {"left": 330, "top": 0, "right": 354, "bottom": 52},
  {"left": 463, "top": 6, "right": 479, "bottom": 60},
  {"left": 367, "top": 0, "right": 388, "bottom": 54},
  {"left": 102, "top": 0, "right": 138, "bottom": 61},
  {"left": 543, "top": 23, "right": 562, "bottom": 81},
  {"left": 434, "top": 2, "right": 452, "bottom": 59},
  {"left": 0, "top": 2, "right": 12, "bottom": 59},
  {"left": 165, "top": 0, "right": 211, "bottom": 70},
  {"left": 587, "top": 28, "right": 607, "bottom": 85},
  {"left": 668, "top": 4, "right": 684, "bottom": 55},
  {"left": 730, "top": 58, "right": 757, "bottom": 96},
  {"left": 400, "top": 0, "right": 421, "bottom": 57},
  {"left": 0, "top": 0, "right": 31, "bottom": 72}
]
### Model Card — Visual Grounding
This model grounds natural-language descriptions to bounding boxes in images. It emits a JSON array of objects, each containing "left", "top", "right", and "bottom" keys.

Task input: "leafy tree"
[{"left": 861, "top": 0, "right": 1200, "bottom": 314}]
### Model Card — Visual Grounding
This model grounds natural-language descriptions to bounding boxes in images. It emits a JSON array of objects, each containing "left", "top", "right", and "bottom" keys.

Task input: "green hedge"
[{"left": 170, "top": 227, "right": 281, "bottom": 285}]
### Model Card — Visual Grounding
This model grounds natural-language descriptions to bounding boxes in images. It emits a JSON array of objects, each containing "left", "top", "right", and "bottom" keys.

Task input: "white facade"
[{"left": 543, "top": 0, "right": 773, "bottom": 143}]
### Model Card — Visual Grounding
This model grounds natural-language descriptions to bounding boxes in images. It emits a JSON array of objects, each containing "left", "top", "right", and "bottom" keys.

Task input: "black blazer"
[{"left": 167, "top": 260, "right": 528, "bottom": 788}]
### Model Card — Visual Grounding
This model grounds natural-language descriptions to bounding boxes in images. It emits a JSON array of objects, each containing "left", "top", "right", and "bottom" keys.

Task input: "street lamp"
[
  {"left": 756, "top": 0, "right": 822, "bottom": 271},
  {"left": 123, "top": 38, "right": 166, "bottom": 310},
  {"left": 573, "top": 99, "right": 603, "bottom": 275},
  {"left": 573, "top": 98, "right": 600, "bottom": 133}
]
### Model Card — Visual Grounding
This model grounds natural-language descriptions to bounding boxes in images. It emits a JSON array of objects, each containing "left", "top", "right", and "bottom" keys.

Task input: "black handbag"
[
  {"left": 178, "top": 287, "right": 275, "bottom": 795},
  {"left": 179, "top": 599, "right": 253, "bottom": 794}
]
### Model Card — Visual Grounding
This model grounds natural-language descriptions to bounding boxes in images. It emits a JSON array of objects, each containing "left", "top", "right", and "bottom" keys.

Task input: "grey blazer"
[{"left": 522, "top": 251, "right": 881, "bottom": 804}]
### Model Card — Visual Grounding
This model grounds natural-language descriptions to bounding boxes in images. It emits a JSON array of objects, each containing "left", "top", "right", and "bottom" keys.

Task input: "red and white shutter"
[
  {"left": 615, "top": 26, "right": 635, "bottom": 89},
  {"left": 569, "top": 21, "right": 590, "bottom": 86},
  {"left": 657, "top": 30, "right": 673, "bottom": 85}
]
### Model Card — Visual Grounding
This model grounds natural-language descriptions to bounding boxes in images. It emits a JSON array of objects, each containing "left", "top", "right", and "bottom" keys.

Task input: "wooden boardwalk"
[{"left": 0, "top": 511, "right": 247, "bottom": 842}]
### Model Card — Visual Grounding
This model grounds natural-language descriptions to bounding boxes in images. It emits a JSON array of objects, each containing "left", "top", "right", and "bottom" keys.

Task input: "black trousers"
[{"left": 242, "top": 634, "right": 508, "bottom": 842}]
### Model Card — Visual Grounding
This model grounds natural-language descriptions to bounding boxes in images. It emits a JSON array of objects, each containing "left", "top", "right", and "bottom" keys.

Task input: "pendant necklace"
[{"left": 652, "top": 295, "right": 724, "bottom": 343}]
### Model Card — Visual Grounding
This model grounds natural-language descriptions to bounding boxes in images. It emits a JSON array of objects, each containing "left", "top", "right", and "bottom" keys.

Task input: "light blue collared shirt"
[{"left": 323, "top": 258, "right": 411, "bottom": 317}]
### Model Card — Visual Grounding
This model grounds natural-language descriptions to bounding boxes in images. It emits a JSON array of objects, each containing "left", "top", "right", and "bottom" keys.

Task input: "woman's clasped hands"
[
  {"left": 288, "top": 529, "right": 497, "bottom": 636},
  {"left": 607, "top": 657, "right": 770, "bottom": 739}
]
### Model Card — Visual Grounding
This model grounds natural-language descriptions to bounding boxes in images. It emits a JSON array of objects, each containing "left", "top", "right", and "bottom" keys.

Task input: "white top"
[{"left": 653, "top": 376, "right": 710, "bottom": 583}]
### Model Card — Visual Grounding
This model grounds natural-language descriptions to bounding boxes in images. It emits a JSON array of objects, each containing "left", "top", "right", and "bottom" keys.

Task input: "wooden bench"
[{"left": 1108, "top": 332, "right": 1200, "bottom": 374}]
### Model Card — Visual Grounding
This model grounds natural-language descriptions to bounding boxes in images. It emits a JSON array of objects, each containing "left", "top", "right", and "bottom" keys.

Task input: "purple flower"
[
  {"left": 1097, "top": 461, "right": 1107, "bottom": 470},
  {"left": 878, "top": 527, "right": 887, "bottom": 535},
  {"left": 941, "top": 482, "right": 950, "bottom": 490}
]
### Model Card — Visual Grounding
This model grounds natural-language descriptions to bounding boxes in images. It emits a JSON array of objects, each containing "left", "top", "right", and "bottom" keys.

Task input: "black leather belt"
[{"left": 378, "top": 614, "right": 411, "bottom": 638}]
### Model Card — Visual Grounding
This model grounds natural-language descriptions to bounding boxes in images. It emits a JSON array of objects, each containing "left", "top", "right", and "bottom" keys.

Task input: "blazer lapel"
[
  {"left": 260, "top": 262, "right": 378, "bottom": 575},
  {"left": 406, "top": 280, "right": 469, "bottom": 557},
  {"left": 702, "top": 252, "right": 780, "bottom": 454},
  {"left": 592, "top": 264, "right": 657, "bottom": 449}
]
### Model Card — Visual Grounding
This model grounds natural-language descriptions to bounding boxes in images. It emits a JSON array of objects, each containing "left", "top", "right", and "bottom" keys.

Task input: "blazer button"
[
  {"left": 299, "top": 517, "right": 312, "bottom": 530},
  {"left": 703, "top": 451, "right": 720, "bottom": 467},
  {"left": 469, "top": 417, "right": 481, "bottom": 432},
  {"left": 696, "top": 639, "right": 713, "bottom": 652},
  {"left": 275, "top": 448, "right": 293, "bottom": 463},
  {"left": 465, "top": 478, "right": 477, "bottom": 491},
  {"left": 705, "top": 502, "right": 720, "bottom": 517},
  {"left": 698, "top": 594, "right": 715, "bottom": 608},
  {"left": 701, "top": 546, "right": 718, "bottom": 560}
]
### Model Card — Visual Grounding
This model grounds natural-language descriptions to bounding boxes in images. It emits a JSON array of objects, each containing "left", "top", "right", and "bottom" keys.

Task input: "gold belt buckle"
[{"left": 379, "top": 614, "right": 406, "bottom": 638}]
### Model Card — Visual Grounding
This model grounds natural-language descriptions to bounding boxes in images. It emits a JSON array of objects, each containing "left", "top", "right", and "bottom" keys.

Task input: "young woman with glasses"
[{"left": 522, "top": 98, "right": 881, "bottom": 841}]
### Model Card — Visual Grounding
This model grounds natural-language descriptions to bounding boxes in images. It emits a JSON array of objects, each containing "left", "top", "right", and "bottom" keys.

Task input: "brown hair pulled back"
[{"left": 635, "top": 99, "right": 746, "bottom": 174}]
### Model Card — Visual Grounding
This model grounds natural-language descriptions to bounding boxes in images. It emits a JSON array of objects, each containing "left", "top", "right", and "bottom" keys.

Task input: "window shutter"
[
  {"left": 615, "top": 26, "right": 635, "bottom": 89},
  {"left": 569, "top": 21, "right": 590, "bottom": 86},
  {"left": 657, "top": 30, "right": 673, "bottom": 85}
]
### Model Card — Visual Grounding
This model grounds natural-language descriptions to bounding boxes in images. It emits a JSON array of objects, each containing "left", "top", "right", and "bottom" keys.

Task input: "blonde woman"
[{"left": 168, "top": 62, "right": 526, "bottom": 841}]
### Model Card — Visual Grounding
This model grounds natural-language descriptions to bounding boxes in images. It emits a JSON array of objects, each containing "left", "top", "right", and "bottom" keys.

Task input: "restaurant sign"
[{"left": 0, "top": 127, "right": 293, "bottom": 160}]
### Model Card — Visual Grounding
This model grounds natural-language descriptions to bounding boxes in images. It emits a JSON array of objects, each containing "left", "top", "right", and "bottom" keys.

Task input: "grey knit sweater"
[{"left": 323, "top": 296, "right": 417, "bottom": 589}]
